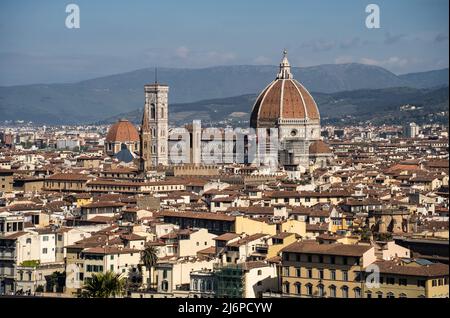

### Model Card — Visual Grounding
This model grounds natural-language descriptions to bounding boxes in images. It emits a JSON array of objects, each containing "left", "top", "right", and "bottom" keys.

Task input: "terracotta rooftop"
[
  {"left": 374, "top": 259, "right": 449, "bottom": 277},
  {"left": 282, "top": 241, "right": 373, "bottom": 257}
]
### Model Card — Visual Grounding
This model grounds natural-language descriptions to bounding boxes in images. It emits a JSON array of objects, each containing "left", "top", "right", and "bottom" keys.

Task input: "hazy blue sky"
[{"left": 0, "top": 0, "right": 448, "bottom": 85}]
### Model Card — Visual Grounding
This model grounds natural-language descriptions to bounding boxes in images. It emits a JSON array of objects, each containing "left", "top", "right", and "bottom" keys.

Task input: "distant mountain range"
[
  {"left": 0, "top": 63, "right": 448, "bottom": 124},
  {"left": 101, "top": 86, "right": 449, "bottom": 127}
]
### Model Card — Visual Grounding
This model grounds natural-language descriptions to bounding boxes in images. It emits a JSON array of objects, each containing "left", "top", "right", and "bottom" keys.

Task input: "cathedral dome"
[
  {"left": 105, "top": 119, "right": 139, "bottom": 143},
  {"left": 250, "top": 51, "right": 320, "bottom": 128}
]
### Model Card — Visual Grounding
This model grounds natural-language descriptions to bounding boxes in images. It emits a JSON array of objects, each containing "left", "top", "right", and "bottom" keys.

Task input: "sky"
[{"left": 0, "top": 0, "right": 448, "bottom": 86}]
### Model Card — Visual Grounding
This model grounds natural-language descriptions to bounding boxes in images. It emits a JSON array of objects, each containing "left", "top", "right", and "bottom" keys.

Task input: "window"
[
  {"left": 387, "top": 292, "right": 395, "bottom": 299},
  {"left": 192, "top": 279, "right": 198, "bottom": 291},
  {"left": 417, "top": 280, "right": 426, "bottom": 288},
  {"left": 330, "top": 270, "right": 336, "bottom": 280},
  {"left": 366, "top": 291, "right": 372, "bottom": 299},
  {"left": 330, "top": 256, "right": 335, "bottom": 264},
  {"left": 342, "top": 270, "right": 348, "bottom": 281},
  {"left": 319, "top": 270, "right": 324, "bottom": 279},
  {"left": 387, "top": 277, "right": 395, "bottom": 285},
  {"left": 42, "top": 248, "right": 48, "bottom": 254},
  {"left": 283, "top": 282, "right": 290, "bottom": 294},
  {"left": 399, "top": 293, "right": 407, "bottom": 298},
  {"left": 341, "top": 286, "right": 349, "bottom": 298},
  {"left": 296, "top": 268, "right": 301, "bottom": 277},
  {"left": 43, "top": 236, "right": 49, "bottom": 242},
  {"left": 399, "top": 278, "right": 407, "bottom": 286},
  {"left": 377, "top": 292, "right": 383, "bottom": 298},
  {"left": 354, "top": 287, "right": 361, "bottom": 298},
  {"left": 307, "top": 255, "right": 312, "bottom": 263},
  {"left": 283, "top": 267, "right": 290, "bottom": 277},
  {"left": 329, "top": 285, "right": 336, "bottom": 298},
  {"left": 305, "top": 284, "right": 313, "bottom": 296},
  {"left": 257, "top": 270, "right": 262, "bottom": 276},
  {"left": 295, "top": 282, "right": 301, "bottom": 295},
  {"left": 318, "top": 284, "right": 324, "bottom": 297},
  {"left": 343, "top": 257, "right": 348, "bottom": 265},
  {"left": 307, "top": 269, "right": 313, "bottom": 278},
  {"left": 163, "top": 270, "right": 168, "bottom": 279}
]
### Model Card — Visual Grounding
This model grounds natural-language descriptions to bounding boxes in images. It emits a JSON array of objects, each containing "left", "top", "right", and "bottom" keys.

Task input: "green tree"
[
  {"left": 80, "top": 271, "right": 126, "bottom": 298},
  {"left": 140, "top": 246, "right": 158, "bottom": 290}
]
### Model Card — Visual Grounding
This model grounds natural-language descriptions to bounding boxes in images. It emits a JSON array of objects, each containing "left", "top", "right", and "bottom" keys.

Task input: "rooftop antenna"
[{"left": 155, "top": 67, "right": 158, "bottom": 84}]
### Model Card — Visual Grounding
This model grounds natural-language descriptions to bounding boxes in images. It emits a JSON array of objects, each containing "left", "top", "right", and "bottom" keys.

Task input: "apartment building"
[{"left": 279, "top": 241, "right": 376, "bottom": 298}]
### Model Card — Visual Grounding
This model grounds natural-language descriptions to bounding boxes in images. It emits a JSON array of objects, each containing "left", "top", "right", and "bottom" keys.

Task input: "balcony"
[
  {"left": 255, "top": 244, "right": 268, "bottom": 254},
  {"left": 0, "top": 251, "right": 15, "bottom": 260},
  {"left": 0, "top": 269, "right": 15, "bottom": 278}
]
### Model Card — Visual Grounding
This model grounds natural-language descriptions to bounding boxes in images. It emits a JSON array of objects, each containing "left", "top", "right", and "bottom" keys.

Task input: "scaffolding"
[{"left": 214, "top": 264, "right": 244, "bottom": 298}]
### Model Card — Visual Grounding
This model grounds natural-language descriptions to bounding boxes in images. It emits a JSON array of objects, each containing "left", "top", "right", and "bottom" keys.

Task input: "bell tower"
[{"left": 144, "top": 81, "right": 169, "bottom": 166}]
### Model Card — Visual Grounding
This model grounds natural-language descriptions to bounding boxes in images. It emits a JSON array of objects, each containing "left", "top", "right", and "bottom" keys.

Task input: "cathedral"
[
  {"left": 250, "top": 50, "right": 331, "bottom": 176},
  {"left": 136, "top": 50, "right": 331, "bottom": 177}
]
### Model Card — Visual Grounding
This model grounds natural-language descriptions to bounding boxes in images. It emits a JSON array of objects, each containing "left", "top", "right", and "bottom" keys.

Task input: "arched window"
[
  {"left": 329, "top": 285, "right": 336, "bottom": 298},
  {"left": 200, "top": 280, "right": 205, "bottom": 292},
  {"left": 318, "top": 284, "right": 325, "bottom": 297},
  {"left": 294, "top": 282, "right": 301, "bottom": 295},
  {"left": 192, "top": 279, "right": 198, "bottom": 291},
  {"left": 341, "top": 286, "right": 349, "bottom": 298},
  {"left": 282, "top": 281, "right": 290, "bottom": 294},
  {"left": 377, "top": 291, "right": 383, "bottom": 298},
  {"left": 26, "top": 238, "right": 32, "bottom": 244},
  {"left": 399, "top": 293, "right": 407, "bottom": 298},
  {"left": 354, "top": 287, "right": 361, "bottom": 298},
  {"left": 387, "top": 292, "right": 395, "bottom": 298},
  {"left": 305, "top": 283, "right": 313, "bottom": 296},
  {"left": 150, "top": 104, "right": 156, "bottom": 119}
]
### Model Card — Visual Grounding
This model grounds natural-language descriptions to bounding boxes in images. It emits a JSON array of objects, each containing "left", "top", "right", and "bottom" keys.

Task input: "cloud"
[
  {"left": 339, "top": 37, "right": 361, "bottom": 49},
  {"left": 205, "top": 51, "right": 237, "bottom": 64},
  {"left": 360, "top": 56, "right": 410, "bottom": 68},
  {"left": 384, "top": 32, "right": 406, "bottom": 45},
  {"left": 253, "top": 56, "right": 271, "bottom": 64},
  {"left": 435, "top": 32, "right": 449, "bottom": 43},
  {"left": 300, "top": 39, "right": 336, "bottom": 52},
  {"left": 335, "top": 56, "right": 354, "bottom": 64},
  {"left": 175, "top": 46, "right": 190, "bottom": 59}
]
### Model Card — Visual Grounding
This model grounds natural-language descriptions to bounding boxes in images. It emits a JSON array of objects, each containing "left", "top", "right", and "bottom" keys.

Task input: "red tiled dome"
[
  {"left": 250, "top": 51, "right": 320, "bottom": 128},
  {"left": 105, "top": 119, "right": 139, "bottom": 143},
  {"left": 309, "top": 140, "right": 331, "bottom": 154}
]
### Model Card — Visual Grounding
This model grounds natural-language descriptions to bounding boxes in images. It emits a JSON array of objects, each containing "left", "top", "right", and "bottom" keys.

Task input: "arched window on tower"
[
  {"left": 150, "top": 103, "right": 156, "bottom": 119},
  {"left": 161, "top": 108, "right": 164, "bottom": 119}
]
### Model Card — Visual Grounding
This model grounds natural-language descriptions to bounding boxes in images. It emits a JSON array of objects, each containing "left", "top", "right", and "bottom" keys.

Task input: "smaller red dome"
[
  {"left": 309, "top": 140, "right": 331, "bottom": 154},
  {"left": 105, "top": 119, "right": 139, "bottom": 143}
]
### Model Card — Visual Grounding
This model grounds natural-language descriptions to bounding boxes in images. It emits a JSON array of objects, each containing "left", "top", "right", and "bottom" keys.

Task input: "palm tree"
[
  {"left": 140, "top": 246, "right": 158, "bottom": 290},
  {"left": 81, "top": 271, "right": 126, "bottom": 298}
]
